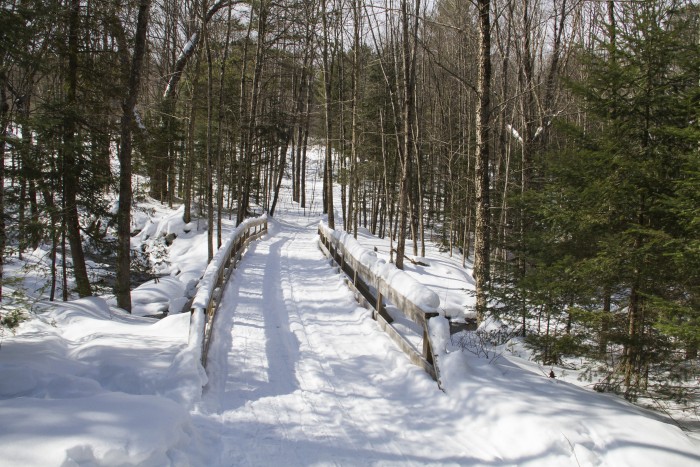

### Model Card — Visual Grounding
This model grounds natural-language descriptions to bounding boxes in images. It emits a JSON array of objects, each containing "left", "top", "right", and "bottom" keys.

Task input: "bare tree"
[
  {"left": 394, "top": 0, "right": 421, "bottom": 270},
  {"left": 321, "top": 0, "right": 336, "bottom": 228},
  {"left": 474, "top": 0, "right": 492, "bottom": 322},
  {"left": 63, "top": 0, "right": 92, "bottom": 298},
  {"left": 115, "top": 0, "right": 153, "bottom": 312}
]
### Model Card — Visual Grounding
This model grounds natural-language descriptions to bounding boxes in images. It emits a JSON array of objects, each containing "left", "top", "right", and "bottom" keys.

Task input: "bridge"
[
  {"left": 179, "top": 210, "right": 700, "bottom": 466},
  {"left": 187, "top": 211, "right": 468, "bottom": 464},
  {"left": 191, "top": 212, "right": 446, "bottom": 384}
]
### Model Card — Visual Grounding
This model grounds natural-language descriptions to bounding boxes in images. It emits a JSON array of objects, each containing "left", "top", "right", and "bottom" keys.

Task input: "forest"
[{"left": 1, "top": 0, "right": 698, "bottom": 404}]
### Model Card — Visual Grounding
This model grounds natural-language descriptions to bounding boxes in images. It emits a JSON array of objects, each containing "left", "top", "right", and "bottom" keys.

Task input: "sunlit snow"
[{"left": 1, "top": 148, "right": 698, "bottom": 466}]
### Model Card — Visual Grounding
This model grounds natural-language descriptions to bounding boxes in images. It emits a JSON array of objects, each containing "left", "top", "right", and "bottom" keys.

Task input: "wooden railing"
[
  {"left": 318, "top": 222, "right": 443, "bottom": 386},
  {"left": 190, "top": 214, "right": 268, "bottom": 367}
]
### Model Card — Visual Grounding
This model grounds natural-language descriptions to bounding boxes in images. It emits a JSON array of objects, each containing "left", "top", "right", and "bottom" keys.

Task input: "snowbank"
[
  {"left": 432, "top": 333, "right": 700, "bottom": 466},
  {"left": 0, "top": 297, "right": 200, "bottom": 465},
  {"left": 0, "top": 393, "right": 190, "bottom": 466},
  {"left": 131, "top": 276, "right": 186, "bottom": 316},
  {"left": 127, "top": 202, "right": 210, "bottom": 316}
]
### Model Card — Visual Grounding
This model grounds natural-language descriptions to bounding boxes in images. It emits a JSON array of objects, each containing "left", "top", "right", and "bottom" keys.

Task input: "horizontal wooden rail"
[
  {"left": 318, "top": 222, "right": 443, "bottom": 387},
  {"left": 190, "top": 214, "right": 268, "bottom": 368}
]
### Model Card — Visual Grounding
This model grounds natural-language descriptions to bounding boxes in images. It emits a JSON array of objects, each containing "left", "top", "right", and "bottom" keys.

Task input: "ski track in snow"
[
  {"left": 3, "top": 192, "right": 699, "bottom": 465},
  {"left": 198, "top": 216, "right": 473, "bottom": 466}
]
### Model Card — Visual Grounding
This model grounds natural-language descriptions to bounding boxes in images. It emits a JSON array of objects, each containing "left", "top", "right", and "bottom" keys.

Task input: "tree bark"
[
  {"left": 321, "top": 0, "right": 335, "bottom": 228},
  {"left": 64, "top": 0, "right": 92, "bottom": 298},
  {"left": 350, "top": 0, "right": 362, "bottom": 237},
  {"left": 474, "top": 0, "right": 492, "bottom": 323},
  {"left": 395, "top": 0, "right": 420, "bottom": 270},
  {"left": 236, "top": 12, "right": 254, "bottom": 224},
  {"left": 270, "top": 130, "right": 290, "bottom": 217},
  {"left": 0, "top": 77, "right": 7, "bottom": 302},
  {"left": 216, "top": 5, "right": 233, "bottom": 248},
  {"left": 205, "top": 13, "right": 214, "bottom": 262},
  {"left": 115, "top": 0, "right": 152, "bottom": 312},
  {"left": 238, "top": 2, "right": 267, "bottom": 224}
]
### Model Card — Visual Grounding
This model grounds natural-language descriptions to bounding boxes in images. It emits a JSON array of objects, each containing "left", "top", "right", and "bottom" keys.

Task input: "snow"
[
  {"left": 0, "top": 146, "right": 698, "bottom": 465},
  {"left": 319, "top": 222, "right": 440, "bottom": 313},
  {"left": 351, "top": 225, "right": 476, "bottom": 321},
  {"left": 191, "top": 214, "right": 267, "bottom": 312},
  {"left": 1, "top": 394, "right": 189, "bottom": 466},
  {"left": 0, "top": 297, "right": 198, "bottom": 465},
  {"left": 131, "top": 276, "right": 186, "bottom": 316},
  {"left": 507, "top": 123, "right": 524, "bottom": 143},
  {"left": 125, "top": 201, "right": 235, "bottom": 317}
]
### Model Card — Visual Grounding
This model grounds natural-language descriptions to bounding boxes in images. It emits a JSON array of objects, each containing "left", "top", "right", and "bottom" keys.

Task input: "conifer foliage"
[{"left": 494, "top": 1, "right": 700, "bottom": 399}]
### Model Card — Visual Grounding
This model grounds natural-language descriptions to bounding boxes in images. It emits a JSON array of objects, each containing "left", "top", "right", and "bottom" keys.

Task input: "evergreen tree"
[{"left": 495, "top": 0, "right": 700, "bottom": 398}]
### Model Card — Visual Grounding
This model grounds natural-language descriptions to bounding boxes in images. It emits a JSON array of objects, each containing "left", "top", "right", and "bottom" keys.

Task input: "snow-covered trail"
[
  {"left": 2, "top": 149, "right": 697, "bottom": 466},
  {"left": 187, "top": 212, "right": 700, "bottom": 467},
  {"left": 196, "top": 216, "right": 475, "bottom": 466}
]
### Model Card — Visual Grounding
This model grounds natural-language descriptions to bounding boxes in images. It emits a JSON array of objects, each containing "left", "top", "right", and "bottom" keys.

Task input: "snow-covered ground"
[{"left": 1, "top": 147, "right": 699, "bottom": 465}]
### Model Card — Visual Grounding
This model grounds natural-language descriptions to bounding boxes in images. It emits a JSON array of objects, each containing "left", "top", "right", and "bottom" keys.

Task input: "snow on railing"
[
  {"left": 190, "top": 214, "right": 268, "bottom": 369},
  {"left": 318, "top": 222, "right": 446, "bottom": 387}
]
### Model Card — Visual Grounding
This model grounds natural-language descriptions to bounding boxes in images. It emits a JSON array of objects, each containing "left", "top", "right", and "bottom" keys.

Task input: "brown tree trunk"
[
  {"left": 624, "top": 284, "right": 642, "bottom": 392},
  {"left": 183, "top": 76, "right": 199, "bottom": 225},
  {"left": 350, "top": 0, "right": 362, "bottom": 237},
  {"left": 205, "top": 19, "right": 214, "bottom": 262},
  {"left": 115, "top": 0, "right": 152, "bottom": 311},
  {"left": 239, "top": 2, "right": 267, "bottom": 224},
  {"left": 64, "top": 0, "right": 92, "bottom": 298},
  {"left": 270, "top": 131, "right": 290, "bottom": 217},
  {"left": 396, "top": 0, "right": 420, "bottom": 270},
  {"left": 237, "top": 13, "right": 254, "bottom": 224},
  {"left": 0, "top": 77, "right": 7, "bottom": 302},
  {"left": 216, "top": 5, "right": 233, "bottom": 249},
  {"left": 321, "top": 0, "right": 335, "bottom": 228}
]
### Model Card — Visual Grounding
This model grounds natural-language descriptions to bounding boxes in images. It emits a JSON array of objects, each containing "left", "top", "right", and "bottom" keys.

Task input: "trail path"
[
  {"left": 190, "top": 212, "right": 700, "bottom": 467},
  {"left": 197, "top": 215, "right": 474, "bottom": 466}
]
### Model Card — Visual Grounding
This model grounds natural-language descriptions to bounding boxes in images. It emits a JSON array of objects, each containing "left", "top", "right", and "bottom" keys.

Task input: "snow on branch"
[
  {"left": 162, "top": 1, "right": 244, "bottom": 100},
  {"left": 506, "top": 124, "right": 523, "bottom": 144}
]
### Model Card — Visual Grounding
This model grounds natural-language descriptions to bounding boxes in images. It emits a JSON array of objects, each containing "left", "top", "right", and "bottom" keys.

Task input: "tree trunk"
[
  {"left": 270, "top": 131, "right": 290, "bottom": 217},
  {"left": 350, "top": 0, "right": 362, "bottom": 237},
  {"left": 237, "top": 13, "right": 254, "bottom": 224},
  {"left": 474, "top": 0, "right": 492, "bottom": 323},
  {"left": 624, "top": 284, "right": 642, "bottom": 393},
  {"left": 115, "top": 0, "right": 152, "bottom": 312},
  {"left": 239, "top": 2, "right": 267, "bottom": 224},
  {"left": 379, "top": 109, "right": 394, "bottom": 262},
  {"left": 321, "top": 0, "right": 335, "bottom": 228},
  {"left": 301, "top": 122, "right": 308, "bottom": 209},
  {"left": 183, "top": 78, "right": 199, "bottom": 224},
  {"left": 0, "top": 78, "right": 7, "bottom": 302},
  {"left": 64, "top": 0, "right": 92, "bottom": 298},
  {"left": 205, "top": 18, "right": 214, "bottom": 262},
  {"left": 215, "top": 5, "right": 232, "bottom": 249},
  {"left": 396, "top": 0, "right": 420, "bottom": 270}
]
